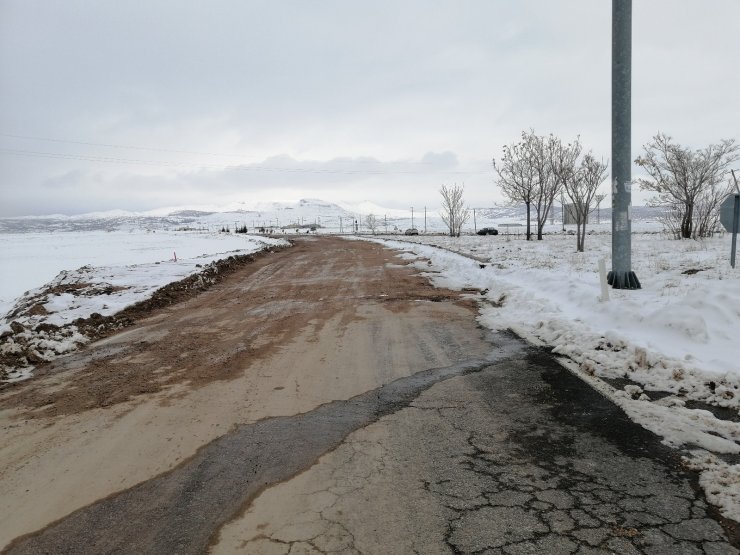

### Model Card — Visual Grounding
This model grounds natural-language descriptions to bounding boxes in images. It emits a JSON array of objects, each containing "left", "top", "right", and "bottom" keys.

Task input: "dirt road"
[
  {"left": 1, "top": 237, "right": 737, "bottom": 554},
  {"left": 0, "top": 237, "right": 490, "bottom": 551}
]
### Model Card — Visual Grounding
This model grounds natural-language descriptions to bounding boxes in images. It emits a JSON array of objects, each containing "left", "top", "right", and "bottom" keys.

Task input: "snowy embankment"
[
  {"left": 0, "top": 231, "right": 288, "bottom": 382},
  {"left": 359, "top": 232, "right": 740, "bottom": 522}
]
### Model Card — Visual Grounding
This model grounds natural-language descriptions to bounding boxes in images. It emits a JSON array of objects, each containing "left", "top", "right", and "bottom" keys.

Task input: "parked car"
[
  {"left": 476, "top": 227, "right": 499, "bottom": 236},
  {"left": 404, "top": 228, "right": 419, "bottom": 236}
]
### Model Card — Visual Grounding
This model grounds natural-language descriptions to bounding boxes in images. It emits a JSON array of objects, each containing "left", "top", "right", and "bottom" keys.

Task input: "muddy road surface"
[
  {"left": 1, "top": 237, "right": 737, "bottom": 554},
  {"left": 0, "top": 236, "right": 489, "bottom": 551}
]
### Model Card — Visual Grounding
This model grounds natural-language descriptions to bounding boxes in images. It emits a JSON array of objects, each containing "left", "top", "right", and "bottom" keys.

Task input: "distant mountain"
[
  {"left": 169, "top": 210, "right": 216, "bottom": 217},
  {"left": 0, "top": 199, "right": 411, "bottom": 233},
  {"left": 0, "top": 199, "right": 665, "bottom": 234}
]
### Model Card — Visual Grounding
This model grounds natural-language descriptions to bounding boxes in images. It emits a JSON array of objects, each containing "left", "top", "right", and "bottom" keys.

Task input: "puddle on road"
[{"left": 7, "top": 333, "right": 527, "bottom": 555}]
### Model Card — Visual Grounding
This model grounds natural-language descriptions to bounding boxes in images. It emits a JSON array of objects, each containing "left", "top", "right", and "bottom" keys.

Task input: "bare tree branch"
[
  {"left": 364, "top": 213, "right": 379, "bottom": 235},
  {"left": 635, "top": 133, "right": 739, "bottom": 239},
  {"left": 439, "top": 183, "right": 470, "bottom": 237},
  {"left": 563, "top": 153, "right": 609, "bottom": 251},
  {"left": 493, "top": 137, "right": 536, "bottom": 240},
  {"left": 523, "top": 131, "right": 559, "bottom": 240}
]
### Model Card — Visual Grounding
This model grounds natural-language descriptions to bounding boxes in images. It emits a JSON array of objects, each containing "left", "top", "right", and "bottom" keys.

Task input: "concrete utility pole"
[
  {"left": 608, "top": 0, "right": 641, "bottom": 289},
  {"left": 411, "top": 207, "right": 415, "bottom": 229}
]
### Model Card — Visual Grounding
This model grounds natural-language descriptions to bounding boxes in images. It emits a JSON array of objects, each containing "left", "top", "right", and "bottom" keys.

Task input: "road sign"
[{"left": 720, "top": 194, "right": 739, "bottom": 232}]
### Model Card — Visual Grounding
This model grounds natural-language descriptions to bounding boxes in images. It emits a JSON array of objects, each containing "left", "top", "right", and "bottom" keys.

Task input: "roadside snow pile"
[
  {"left": 361, "top": 232, "right": 740, "bottom": 521},
  {"left": 0, "top": 235, "right": 288, "bottom": 382}
]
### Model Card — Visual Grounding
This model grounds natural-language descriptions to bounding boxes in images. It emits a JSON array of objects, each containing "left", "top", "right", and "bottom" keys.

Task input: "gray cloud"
[
  {"left": 0, "top": 151, "right": 482, "bottom": 216},
  {"left": 1, "top": 0, "right": 738, "bottom": 215}
]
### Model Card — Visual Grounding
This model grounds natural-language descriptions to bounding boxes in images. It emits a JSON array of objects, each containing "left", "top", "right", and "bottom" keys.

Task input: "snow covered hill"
[
  {"left": 0, "top": 198, "right": 666, "bottom": 234},
  {"left": 0, "top": 199, "right": 404, "bottom": 234}
]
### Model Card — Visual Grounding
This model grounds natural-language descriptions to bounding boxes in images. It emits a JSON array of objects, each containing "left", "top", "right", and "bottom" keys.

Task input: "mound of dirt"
[{"left": 0, "top": 245, "right": 291, "bottom": 384}]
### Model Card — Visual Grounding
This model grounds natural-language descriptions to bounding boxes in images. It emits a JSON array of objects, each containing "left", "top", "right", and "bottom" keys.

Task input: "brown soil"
[
  {"left": 0, "top": 236, "right": 490, "bottom": 549},
  {"left": 0, "top": 237, "right": 476, "bottom": 420},
  {"left": 0, "top": 246, "right": 290, "bottom": 380}
]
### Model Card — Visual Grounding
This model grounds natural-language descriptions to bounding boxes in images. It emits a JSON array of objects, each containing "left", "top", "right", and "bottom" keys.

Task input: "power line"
[
  {"left": 0, "top": 132, "right": 483, "bottom": 169},
  {"left": 0, "top": 147, "right": 489, "bottom": 176},
  {"left": 0, "top": 148, "right": 177, "bottom": 167},
  {"left": 0, "top": 132, "right": 260, "bottom": 160}
]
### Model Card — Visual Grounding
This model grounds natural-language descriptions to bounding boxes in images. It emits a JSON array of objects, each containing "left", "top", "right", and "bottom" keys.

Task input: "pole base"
[{"left": 607, "top": 270, "right": 641, "bottom": 290}]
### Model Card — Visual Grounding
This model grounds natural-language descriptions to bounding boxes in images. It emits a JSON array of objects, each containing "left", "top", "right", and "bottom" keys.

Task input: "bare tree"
[
  {"left": 493, "top": 137, "right": 537, "bottom": 240},
  {"left": 439, "top": 183, "right": 470, "bottom": 237},
  {"left": 523, "top": 131, "right": 561, "bottom": 240},
  {"left": 364, "top": 213, "right": 379, "bottom": 235},
  {"left": 635, "top": 134, "right": 739, "bottom": 239},
  {"left": 651, "top": 180, "right": 731, "bottom": 240},
  {"left": 565, "top": 154, "right": 609, "bottom": 252},
  {"left": 548, "top": 134, "right": 582, "bottom": 239},
  {"left": 549, "top": 134, "right": 609, "bottom": 251}
]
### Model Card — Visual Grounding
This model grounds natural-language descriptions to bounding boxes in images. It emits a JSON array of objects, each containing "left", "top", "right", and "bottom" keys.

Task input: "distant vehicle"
[
  {"left": 476, "top": 227, "right": 499, "bottom": 236},
  {"left": 404, "top": 228, "right": 419, "bottom": 236}
]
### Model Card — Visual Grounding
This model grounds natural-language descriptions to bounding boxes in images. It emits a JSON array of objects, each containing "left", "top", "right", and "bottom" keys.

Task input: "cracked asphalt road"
[
  {"left": 2, "top": 237, "right": 738, "bottom": 554},
  {"left": 213, "top": 338, "right": 739, "bottom": 554}
]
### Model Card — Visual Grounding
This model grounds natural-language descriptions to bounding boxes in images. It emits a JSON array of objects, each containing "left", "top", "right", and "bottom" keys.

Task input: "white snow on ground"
[
  {"left": 0, "top": 231, "right": 288, "bottom": 381},
  {"left": 355, "top": 231, "right": 740, "bottom": 521},
  {"left": 0, "top": 230, "right": 287, "bottom": 317}
]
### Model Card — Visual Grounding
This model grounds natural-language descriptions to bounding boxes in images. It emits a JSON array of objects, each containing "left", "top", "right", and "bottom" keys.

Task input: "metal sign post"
[
  {"left": 720, "top": 195, "right": 740, "bottom": 268},
  {"left": 720, "top": 170, "right": 740, "bottom": 268},
  {"left": 732, "top": 196, "right": 739, "bottom": 269}
]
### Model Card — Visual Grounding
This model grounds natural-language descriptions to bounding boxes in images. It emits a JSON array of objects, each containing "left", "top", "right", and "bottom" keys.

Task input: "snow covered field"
[
  {"left": 0, "top": 230, "right": 288, "bottom": 381},
  {"left": 358, "top": 232, "right": 740, "bottom": 520},
  {"left": 0, "top": 230, "right": 287, "bottom": 318}
]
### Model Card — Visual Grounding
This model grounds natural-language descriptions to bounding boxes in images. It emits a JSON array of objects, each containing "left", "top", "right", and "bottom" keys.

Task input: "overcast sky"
[{"left": 1, "top": 0, "right": 739, "bottom": 216}]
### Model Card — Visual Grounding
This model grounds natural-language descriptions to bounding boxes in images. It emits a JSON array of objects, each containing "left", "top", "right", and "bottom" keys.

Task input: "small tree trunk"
[
  {"left": 537, "top": 216, "right": 543, "bottom": 239},
  {"left": 681, "top": 204, "right": 693, "bottom": 239},
  {"left": 581, "top": 213, "right": 587, "bottom": 252},
  {"left": 536, "top": 207, "right": 543, "bottom": 240},
  {"left": 526, "top": 202, "right": 532, "bottom": 241}
]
